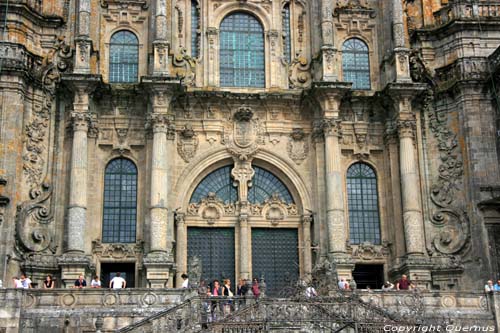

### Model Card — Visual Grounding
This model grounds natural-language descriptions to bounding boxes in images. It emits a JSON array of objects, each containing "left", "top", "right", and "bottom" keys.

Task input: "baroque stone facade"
[{"left": 2, "top": 0, "right": 500, "bottom": 330}]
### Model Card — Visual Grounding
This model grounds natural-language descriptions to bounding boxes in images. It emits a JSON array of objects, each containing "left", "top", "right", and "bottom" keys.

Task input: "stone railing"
[
  {"left": 0, "top": 288, "right": 194, "bottom": 332},
  {"left": 0, "top": 42, "right": 40, "bottom": 74},
  {"left": 434, "top": 1, "right": 500, "bottom": 26}
]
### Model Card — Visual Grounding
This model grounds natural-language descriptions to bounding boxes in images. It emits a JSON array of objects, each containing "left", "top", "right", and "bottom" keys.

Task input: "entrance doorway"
[
  {"left": 251, "top": 228, "right": 299, "bottom": 296},
  {"left": 187, "top": 227, "right": 235, "bottom": 286},
  {"left": 100, "top": 262, "right": 135, "bottom": 288},
  {"left": 352, "top": 264, "right": 384, "bottom": 290}
]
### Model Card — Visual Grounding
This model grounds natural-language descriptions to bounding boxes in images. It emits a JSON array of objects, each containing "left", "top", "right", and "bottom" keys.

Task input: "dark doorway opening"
[
  {"left": 352, "top": 264, "right": 384, "bottom": 290},
  {"left": 101, "top": 262, "right": 135, "bottom": 289}
]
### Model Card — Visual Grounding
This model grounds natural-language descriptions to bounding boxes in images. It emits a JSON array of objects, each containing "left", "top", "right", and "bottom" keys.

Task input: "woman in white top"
[{"left": 181, "top": 273, "right": 189, "bottom": 288}]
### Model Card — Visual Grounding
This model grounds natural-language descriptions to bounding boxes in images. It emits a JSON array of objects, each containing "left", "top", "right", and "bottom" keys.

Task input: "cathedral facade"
[{"left": 1, "top": 0, "right": 500, "bottom": 297}]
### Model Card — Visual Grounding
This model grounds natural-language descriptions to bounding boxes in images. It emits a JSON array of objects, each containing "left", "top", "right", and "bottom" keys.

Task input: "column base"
[
  {"left": 329, "top": 253, "right": 355, "bottom": 284},
  {"left": 390, "top": 255, "right": 432, "bottom": 290},
  {"left": 57, "top": 253, "right": 92, "bottom": 288},
  {"left": 143, "top": 252, "right": 175, "bottom": 288},
  {"left": 312, "top": 254, "right": 354, "bottom": 293}
]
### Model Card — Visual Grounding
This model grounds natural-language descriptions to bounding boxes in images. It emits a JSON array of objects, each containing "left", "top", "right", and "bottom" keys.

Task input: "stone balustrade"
[
  {"left": 0, "top": 288, "right": 194, "bottom": 332},
  {"left": 0, "top": 42, "right": 40, "bottom": 74},
  {"left": 434, "top": 1, "right": 500, "bottom": 26}
]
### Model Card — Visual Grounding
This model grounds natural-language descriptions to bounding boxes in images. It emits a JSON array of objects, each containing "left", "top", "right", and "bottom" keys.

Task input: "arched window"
[
  {"left": 109, "top": 31, "right": 139, "bottom": 83},
  {"left": 342, "top": 38, "right": 370, "bottom": 90},
  {"left": 220, "top": 12, "right": 265, "bottom": 87},
  {"left": 347, "top": 163, "right": 381, "bottom": 244},
  {"left": 248, "top": 166, "right": 294, "bottom": 204},
  {"left": 282, "top": 4, "right": 291, "bottom": 63},
  {"left": 191, "top": 0, "right": 200, "bottom": 58},
  {"left": 102, "top": 159, "right": 138, "bottom": 243},
  {"left": 190, "top": 165, "right": 238, "bottom": 204}
]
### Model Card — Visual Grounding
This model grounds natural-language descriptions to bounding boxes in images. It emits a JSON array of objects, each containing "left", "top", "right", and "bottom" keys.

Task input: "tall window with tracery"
[
  {"left": 109, "top": 31, "right": 139, "bottom": 83},
  {"left": 102, "top": 159, "right": 138, "bottom": 243},
  {"left": 282, "top": 4, "right": 291, "bottom": 63},
  {"left": 191, "top": 0, "right": 200, "bottom": 58},
  {"left": 219, "top": 12, "right": 265, "bottom": 87},
  {"left": 347, "top": 163, "right": 381, "bottom": 244},
  {"left": 342, "top": 38, "right": 371, "bottom": 90}
]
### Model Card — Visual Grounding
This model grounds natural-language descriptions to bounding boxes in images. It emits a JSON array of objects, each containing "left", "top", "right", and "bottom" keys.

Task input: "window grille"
[
  {"left": 282, "top": 4, "right": 291, "bottom": 63},
  {"left": 191, "top": 0, "right": 200, "bottom": 58},
  {"left": 347, "top": 163, "right": 381, "bottom": 244},
  {"left": 109, "top": 31, "right": 139, "bottom": 83},
  {"left": 102, "top": 159, "right": 138, "bottom": 243},
  {"left": 190, "top": 165, "right": 238, "bottom": 204},
  {"left": 220, "top": 12, "right": 265, "bottom": 87},
  {"left": 342, "top": 38, "right": 371, "bottom": 90},
  {"left": 248, "top": 166, "right": 294, "bottom": 204}
]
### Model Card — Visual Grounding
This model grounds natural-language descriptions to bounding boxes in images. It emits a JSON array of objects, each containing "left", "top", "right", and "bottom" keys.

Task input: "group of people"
[
  {"left": 196, "top": 277, "right": 261, "bottom": 299},
  {"left": 73, "top": 273, "right": 126, "bottom": 289},
  {"left": 335, "top": 274, "right": 416, "bottom": 292},
  {"left": 12, "top": 272, "right": 127, "bottom": 289},
  {"left": 483, "top": 279, "right": 500, "bottom": 292}
]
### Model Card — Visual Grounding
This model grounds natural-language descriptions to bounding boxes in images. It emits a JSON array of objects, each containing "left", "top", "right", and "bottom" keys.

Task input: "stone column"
[
  {"left": 397, "top": 119, "right": 426, "bottom": 256},
  {"left": 59, "top": 80, "right": 98, "bottom": 287},
  {"left": 389, "top": 85, "right": 431, "bottom": 288},
  {"left": 74, "top": 0, "right": 92, "bottom": 73},
  {"left": 323, "top": 119, "right": 346, "bottom": 255},
  {"left": 392, "top": 0, "right": 411, "bottom": 81},
  {"left": 207, "top": 28, "right": 219, "bottom": 87},
  {"left": 143, "top": 86, "right": 175, "bottom": 288},
  {"left": 239, "top": 212, "right": 250, "bottom": 280},
  {"left": 175, "top": 213, "right": 187, "bottom": 288},
  {"left": 153, "top": 0, "right": 169, "bottom": 75},
  {"left": 320, "top": 0, "right": 337, "bottom": 80},
  {"left": 302, "top": 215, "right": 313, "bottom": 279}
]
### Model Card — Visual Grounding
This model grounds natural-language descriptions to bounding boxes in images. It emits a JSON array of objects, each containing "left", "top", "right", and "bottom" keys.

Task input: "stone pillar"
[
  {"left": 389, "top": 85, "right": 431, "bottom": 288},
  {"left": 207, "top": 28, "right": 219, "bottom": 87},
  {"left": 143, "top": 85, "right": 176, "bottom": 288},
  {"left": 392, "top": 0, "right": 411, "bottom": 81},
  {"left": 59, "top": 79, "right": 98, "bottom": 287},
  {"left": 323, "top": 119, "right": 346, "bottom": 256},
  {"left": 153, "top": 0, "right": 169, "bottom": 75},
  {"left": 313, "top": 83, "right": 353, "bottom": 280},
  {"left": 397, "top": 119, "right": 426, "bottom": 256},
  {"left": 302, "top": 215, "right": 313, "bottom": 279},
  {"left": 175, "top": 213, "right": 187, "bottom": 288},
  {"left": 320, "top": 0, "right": 337, "bottom": 80},
  {"left": 239, "top": 211, "right": 250, "bottom": 280},
  {"left": 74, "top": 0, "right": 92, "bottom": 73}
]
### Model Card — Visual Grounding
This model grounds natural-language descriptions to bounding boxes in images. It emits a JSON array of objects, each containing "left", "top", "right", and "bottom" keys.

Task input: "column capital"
[
  {"left": 146, "top": 113, "right": 174, "bottom": 134},
  {"left": 71, "top": 111, "right": 97, "bottom": 133},
  {"left": 301, "top": 214, "right": 313, "bottom": 225},
  {"left": 397, "top": 119, "right": 416, "bottom": 139},
  {"left": 175, "top": 212, "right": 185, "bottom": 225},
  {"left": 322, "top": 118, "right": 342, "bottom": 138}
]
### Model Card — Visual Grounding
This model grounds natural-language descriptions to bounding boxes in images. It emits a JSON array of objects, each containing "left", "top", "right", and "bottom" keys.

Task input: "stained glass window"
[
  {"left": 342, "top": 38, "right": 371, "bottom": 90},
  {"left": 191, "top": 0, "right": 200, "bottom": 58},
  {"left": 190, "top": 165, "right": 238, "bottom": 204},
  {"left": 282, "top": 4, "right": 291, "bottom": 63},
  {"left": 347, "top": 163, "right": 381, "bottom": 244},
  {"left": 220, "top": 12, "right": 265, "bottom": 87},
  {"left": 109, "top": 31, "right": 139, "bottom": 83},
  {"left": 102, "top": 159, "right": 137, "bottom": 243},
  {"left": 248, "top": 167, "right": 294, "bottom": 204}
]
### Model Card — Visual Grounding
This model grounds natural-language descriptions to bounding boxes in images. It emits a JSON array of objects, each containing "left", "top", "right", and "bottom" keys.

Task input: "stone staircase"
[{"left": 116, "top": 292, "right": 426, "bottom": 333}]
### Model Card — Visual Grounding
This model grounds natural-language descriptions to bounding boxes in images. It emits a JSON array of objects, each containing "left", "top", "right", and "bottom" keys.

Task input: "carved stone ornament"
[
  {"left": 17, "top": 37, "right": 73, "bottom": 258},
  {"left": 92, "top": 239, "right": 144, "bottom": 259},
  {"left": 351, "top": 241, "right": 389, "bottom": 260},
  {"left": 248, "top": 193, "right": 299, "bottom": 225},
  {"left": 146, "top": 113, "right": 175, "bottom": 138},
  {"left": 114, "top": 117, "right": 130, "bottom": 144},
  {"left": 177, "top": 123, "right": 199, "bottom": 162},
  {"left": 172, "top": 48, "right": 196, "bottom": 86},
  {"left": 225, "top": 106, "right": 264, "bottom": 160},
  {"left": 287, "top": 128, "right": 309, "bottom": 165},
  {"left": 187, "top": 192, "right": 236, "bottom": 222},
  {"left": 288, "top": 54, "right": 312, "bottom": 89}
]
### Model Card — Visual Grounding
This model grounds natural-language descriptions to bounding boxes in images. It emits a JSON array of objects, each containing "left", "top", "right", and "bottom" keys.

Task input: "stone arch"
[
  {"left": 174, "top": 147, "right": 312, "bottom": 213},
  {"left": 213, "top": 3, "right": 271, "bottom": 32}
]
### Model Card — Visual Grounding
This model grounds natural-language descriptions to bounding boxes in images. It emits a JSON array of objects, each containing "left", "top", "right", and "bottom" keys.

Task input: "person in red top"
[{"left": 396, "top": 274, "right": 412, "bottom": 290}]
